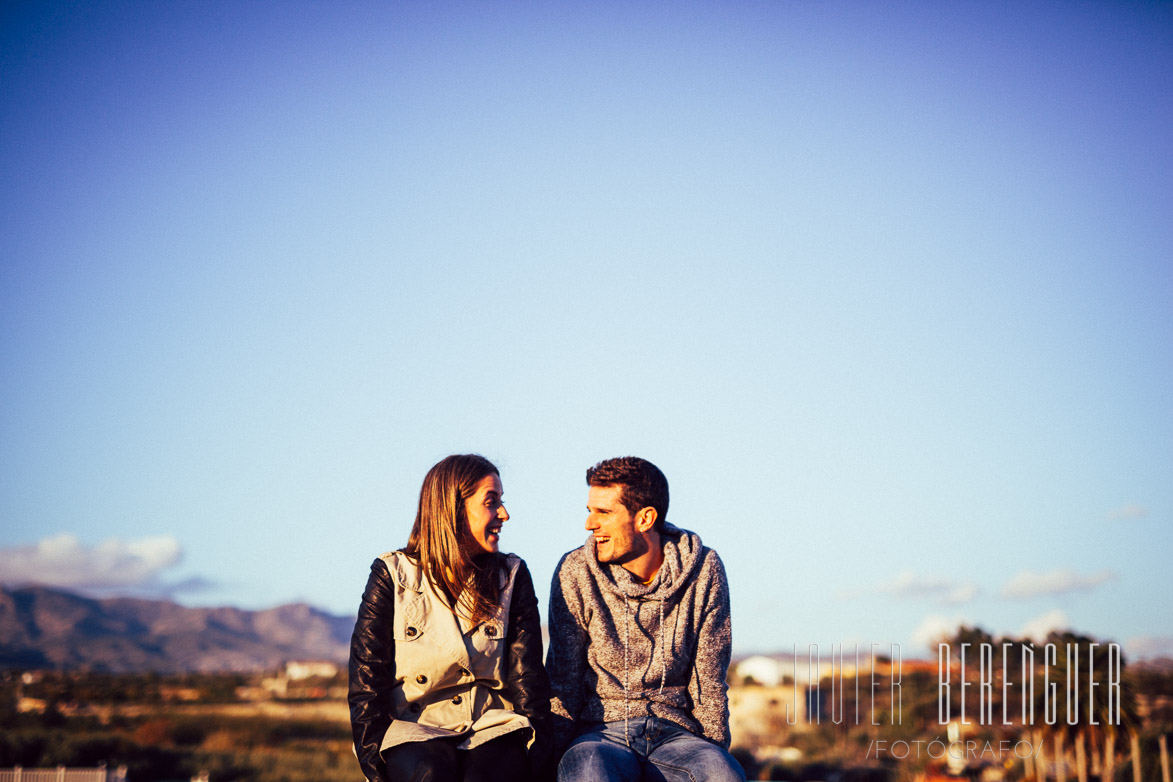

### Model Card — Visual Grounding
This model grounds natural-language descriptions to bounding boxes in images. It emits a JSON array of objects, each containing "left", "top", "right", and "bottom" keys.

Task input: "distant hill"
[{"left": 0, "top": 584, "right": 353, "bottom": 673}]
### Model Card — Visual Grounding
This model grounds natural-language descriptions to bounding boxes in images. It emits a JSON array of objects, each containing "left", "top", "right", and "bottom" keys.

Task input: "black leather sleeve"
[
  {"left": 348, "top": 559, "right": 396, "bottom": 782},
  {"left": 504, "top": 560, "right": 554, "bottom": 778}
]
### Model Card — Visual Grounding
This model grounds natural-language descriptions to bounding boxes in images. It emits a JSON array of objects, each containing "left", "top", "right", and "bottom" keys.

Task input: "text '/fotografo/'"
[{"left": 866, "top": 738, "right": 1042, "bottom": 762}]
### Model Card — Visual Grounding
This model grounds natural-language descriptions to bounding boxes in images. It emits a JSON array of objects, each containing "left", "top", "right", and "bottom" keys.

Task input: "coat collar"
[{"left": 379, "top": 550, "right": 520, "bottom": 633}]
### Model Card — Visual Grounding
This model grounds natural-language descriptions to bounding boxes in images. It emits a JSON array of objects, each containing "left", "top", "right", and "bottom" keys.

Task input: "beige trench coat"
[{"left": 377, "top": 551, "right": 532, "bottom": 752}]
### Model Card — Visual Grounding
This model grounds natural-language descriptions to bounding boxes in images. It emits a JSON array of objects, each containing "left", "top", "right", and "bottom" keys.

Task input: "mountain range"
[{"left": 0, "top": 584, "right": 353, "bottom": 673}]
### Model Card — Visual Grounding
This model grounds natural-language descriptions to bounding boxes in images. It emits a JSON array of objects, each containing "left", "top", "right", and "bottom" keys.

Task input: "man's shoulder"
[
  {"left": 553, "top": 544, "right": 590, "bottom": 577},
  {"left": 688, "top": 542, "right": 729, "bottom": 592},
  {"left": 665, "top": 525, "right": 727, "bottom": 574},
  {"left": 697, "top": 543, "right": 726, "bottom": 568},
  {"left": 554, "top": 545, "right": 607, "bottom": 596}
]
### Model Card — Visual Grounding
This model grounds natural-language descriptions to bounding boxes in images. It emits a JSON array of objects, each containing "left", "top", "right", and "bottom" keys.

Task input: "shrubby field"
[{"left": 1, "top": 671, "right": 355, "bottom": 782}]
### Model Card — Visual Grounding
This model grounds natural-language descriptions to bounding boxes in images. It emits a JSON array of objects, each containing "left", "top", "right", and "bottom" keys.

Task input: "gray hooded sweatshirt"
[{"left": 546, "top": 523, "right": 733, "bottom": 750}]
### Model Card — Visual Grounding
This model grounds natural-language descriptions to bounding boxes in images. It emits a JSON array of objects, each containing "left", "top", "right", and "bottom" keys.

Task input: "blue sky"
[{"left": 2, "top": 0, "right": 1170, "bottom": 657}]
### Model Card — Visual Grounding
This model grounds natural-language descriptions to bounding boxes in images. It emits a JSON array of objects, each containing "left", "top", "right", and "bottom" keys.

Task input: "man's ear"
[{"left": 635, "top": 507, "right": 658, "bottom": 533}]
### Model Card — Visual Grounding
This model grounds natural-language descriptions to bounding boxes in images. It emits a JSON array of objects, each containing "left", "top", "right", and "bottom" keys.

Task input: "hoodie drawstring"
[
  {"left": 622, "top": 595, "right": 668, "bottom": 750},
  {"left": 623, "top": 597, "right": 631, "bottom": 747},
  {"left": 658, "top": 599, "right": 666, "bottom": 695}
]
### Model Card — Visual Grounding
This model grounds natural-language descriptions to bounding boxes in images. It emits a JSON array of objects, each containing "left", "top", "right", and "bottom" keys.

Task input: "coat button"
[
  {"left": 410, "top": 703, "right": 422, "bottom": 713},
  {"left": 416, "top": 674, "right": 427, "bottom": 684},
  {"left": 405, "top": 626, "right": 418, "bottom": 637},
  {"left": 452, "top": 694, "right": 462, "bottom": 704}
]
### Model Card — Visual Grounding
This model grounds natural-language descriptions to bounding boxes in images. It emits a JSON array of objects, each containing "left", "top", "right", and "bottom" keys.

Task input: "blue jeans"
[{"left": 557, "top": 717, "right": 745, "bottom": 782}]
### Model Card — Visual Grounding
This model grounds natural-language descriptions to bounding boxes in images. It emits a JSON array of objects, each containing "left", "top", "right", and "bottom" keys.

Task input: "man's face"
[{"left": 585, "top": 484, "right": 649, "bottom": 565}]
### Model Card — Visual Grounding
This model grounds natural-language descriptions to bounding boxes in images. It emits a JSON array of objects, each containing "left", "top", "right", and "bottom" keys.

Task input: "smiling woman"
[{"left": 348, "top": 454, "right": 551, "bottom": 782}]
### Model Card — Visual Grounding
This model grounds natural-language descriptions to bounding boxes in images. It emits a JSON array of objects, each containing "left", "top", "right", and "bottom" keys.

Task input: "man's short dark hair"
[{"left": 586, "top": 456, "right": 669, "bottom": 530}]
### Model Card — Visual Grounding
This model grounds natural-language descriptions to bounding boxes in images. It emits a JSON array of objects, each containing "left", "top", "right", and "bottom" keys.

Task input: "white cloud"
[
  {"left": 0, "top": 533, "right": 182, "bottom": 589},
  {"left": 910, "top": 614, "right": 971, "bottom": 653},
  {"left": 1125, "top": 635, "right": 1173, "bottom": 659},
  {"left": 1017, "top": 609, "right": 1070, "bottom": 642},
  {"left": 1000, "top": 568, "right": 1117, "bottom": 599},
  {"left": 1109, "top": 504, "right": 1150, "bottom": 521},
  {"left": 839, "top": 570, "right": 979, "bottom": 605}
]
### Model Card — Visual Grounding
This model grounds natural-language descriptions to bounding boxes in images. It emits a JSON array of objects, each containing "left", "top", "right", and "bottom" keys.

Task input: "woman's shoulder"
[
  {"left": 375, "top": 550, "right": 424, "bottom": 590},
  {"left": 493, "top": 552, "right": 524, "bottom": 584}
]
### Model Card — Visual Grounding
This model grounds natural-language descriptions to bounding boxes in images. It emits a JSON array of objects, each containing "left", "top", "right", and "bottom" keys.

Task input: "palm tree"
[{"left": 1029, "top": 631, "right": 1139, "bottom": 782}]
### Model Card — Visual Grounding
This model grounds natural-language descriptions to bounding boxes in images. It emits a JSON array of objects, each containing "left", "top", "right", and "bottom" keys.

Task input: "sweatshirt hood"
[{"left": 585, "top": 522, "right": 704, "bottom": 602}]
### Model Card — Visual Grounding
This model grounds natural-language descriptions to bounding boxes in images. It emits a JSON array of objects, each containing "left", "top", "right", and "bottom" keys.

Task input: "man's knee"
[
  {"left": 698, "top": 756, "right": 746, "bottom": 782},
  {"left": 558, "top": 740, "right": 641, "bottom": 782},
  {"left": 648, "top": 744, "right": 746, "bottom": 782}
]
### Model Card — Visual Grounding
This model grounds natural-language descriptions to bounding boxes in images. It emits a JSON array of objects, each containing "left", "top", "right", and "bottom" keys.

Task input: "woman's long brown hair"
[{"left": 404, "top": 454, "right": 504, "bottom": 623}]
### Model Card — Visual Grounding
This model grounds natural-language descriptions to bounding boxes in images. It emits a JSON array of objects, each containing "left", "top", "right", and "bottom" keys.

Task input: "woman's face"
[{"left": 463, "top": 473, "right": 508, "bottom": 555}]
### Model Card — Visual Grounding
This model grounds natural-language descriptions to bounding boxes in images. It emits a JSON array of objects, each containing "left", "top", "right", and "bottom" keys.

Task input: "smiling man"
[{"left": 546, "top": 457, "right": 743, "bottom": 782}]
